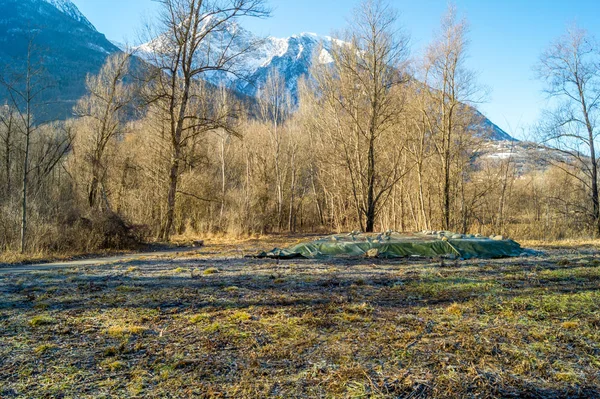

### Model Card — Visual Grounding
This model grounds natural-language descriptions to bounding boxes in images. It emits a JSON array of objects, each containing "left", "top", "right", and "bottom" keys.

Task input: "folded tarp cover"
[{"left": 254, "top": 231, "right": 527, "bottom": 260}]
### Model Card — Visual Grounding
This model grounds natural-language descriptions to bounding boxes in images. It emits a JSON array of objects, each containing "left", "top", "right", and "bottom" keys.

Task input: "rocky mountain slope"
[{"left": 0, "top": 0, "right": 119, "bottom": 119}]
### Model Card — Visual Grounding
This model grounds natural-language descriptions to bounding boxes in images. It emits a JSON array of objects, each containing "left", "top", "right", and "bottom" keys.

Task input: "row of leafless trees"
[{"left": 1, "top": 0, "right": 599, "bottom": 254}]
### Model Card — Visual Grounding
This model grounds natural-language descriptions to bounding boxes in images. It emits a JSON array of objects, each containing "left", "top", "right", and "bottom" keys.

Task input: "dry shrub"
[
  {"left": 89, "top": 213, "right": 143, "bottom": 250},
  {"left": 24, "top": 210, "right": 143, "bottom": 255}
]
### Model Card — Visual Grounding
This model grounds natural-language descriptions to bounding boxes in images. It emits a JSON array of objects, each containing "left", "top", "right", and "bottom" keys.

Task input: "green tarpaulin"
[{"left": 255, "top": 231, "right": 527, "bottom": 260}]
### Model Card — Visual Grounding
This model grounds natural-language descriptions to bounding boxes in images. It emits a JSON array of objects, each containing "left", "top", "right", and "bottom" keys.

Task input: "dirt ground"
[{"left": 1, "top": 235, "right": 599, "bottom": 398}]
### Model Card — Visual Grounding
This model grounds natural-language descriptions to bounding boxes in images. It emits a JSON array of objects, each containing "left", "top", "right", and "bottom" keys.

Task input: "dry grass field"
[{"left": 1, "top": 235, "right": 600, "bottom": 398}]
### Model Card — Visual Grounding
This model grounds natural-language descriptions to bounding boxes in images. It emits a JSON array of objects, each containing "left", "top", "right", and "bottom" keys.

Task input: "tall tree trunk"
[
  {"left": 20, "top": 125, "right": 30, "bottom": 254},
  {"left": 4, "top": 119, "right": 11, "bottom": 198},
  {"left": 288, "top": 150, "right": 296, "bottom": 232},
  {"left": 162, "top": 76, "right": 190, "bottom": 240},
  {"left": 417, "top": 157, "right": 428, "bottom": 230},
  {"left": 89, "top": 171, "right": 99, "bottom": 208},
  {"left": 443, "top": 134, "right": 450, "bottom": 230},
  {"left": 275, "top": 132, "right": 283, "bottom": 230},
  {"left": 582, "top": 96, "right": 599, "bottom": 236},
  {"left": 365, "top": 132, "right": 376, "bottom": 233},
  {"left": 311, "top": 171, "right": 324, "bottom": 225},
  {"left": 220, "top": 135, "right": 226, "bottom": 229},
  {"left": 162, "top": 152, "right": 180, "bottom": 240}
]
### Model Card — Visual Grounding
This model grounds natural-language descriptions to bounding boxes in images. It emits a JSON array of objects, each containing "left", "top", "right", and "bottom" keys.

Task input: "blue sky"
[{"left": 72, "top": 0, "right": 600, "bottom": 139}]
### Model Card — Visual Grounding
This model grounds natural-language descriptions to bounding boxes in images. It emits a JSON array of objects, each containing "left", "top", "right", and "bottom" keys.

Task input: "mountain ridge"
[
  {"left": 137, "top": 23, "right": 516, "bottom": 142},
  {"left": 42, "top": 0, "right": 96, "bottom": 31},
  {"left": 0, "top": 0, "right": 516, "bottom": 143}
]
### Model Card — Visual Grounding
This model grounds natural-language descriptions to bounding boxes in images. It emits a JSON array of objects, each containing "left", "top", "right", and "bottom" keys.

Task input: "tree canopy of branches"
[
  {"left": 144, "top": 0, "right": 270, "bottom": 240},
  {"left": 74, "top": 52, "right": 132, "bottom": 210},
  {"left": 421, "top": 6, "right": 483, "bottom": 231},
  {"left": 536, "top": 25, "right": 600, "bottom": 235},
  {"left": 308, "top": 0, "right": 410, "bottom": 232},
  {"left": 1, "top": 34, "right": 70, "bottom": 253}
]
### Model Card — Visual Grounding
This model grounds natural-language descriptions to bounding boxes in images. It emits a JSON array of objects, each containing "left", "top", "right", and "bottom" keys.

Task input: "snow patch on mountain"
[
  {"left": 43, "top": 0, "right": 96, "bottom": 31},
  {"left": 240, "top": 36, "right": 290, "bottom": 72},
  {"left": 87, "top": 42, "right": 110, "bottom": 54},
  {"left": 319, "top": 48, "right": 334, "bottom": 64}
]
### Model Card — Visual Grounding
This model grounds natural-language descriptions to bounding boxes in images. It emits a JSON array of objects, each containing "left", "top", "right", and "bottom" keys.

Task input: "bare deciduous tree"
[
  {"left": 74, "top": 52, "right": 132, "bottom": 209},
  {"left": 422, "top": 5, "right": 482, "bottom": 231},
  {"left": 536, "top": 25, "right": 600, "bottom": 235},
  {"left": 143, "top": 0, "right": 270, "bottom": 240},
  {"left": 0, "top": 104, "right": 17, "bottom": 198},
  {"left": 257, "top": 69, "right": 290, "bottom": 229},
  {"left": 1, "top": 36, "right": 51, "bottom": 253},
  {"left": 311, "top": 0, "right": 410, "bottom": 232}
]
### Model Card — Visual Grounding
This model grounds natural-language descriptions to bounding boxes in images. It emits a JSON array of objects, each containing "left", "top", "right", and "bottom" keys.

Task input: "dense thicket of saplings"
[{"left": 0, "top": 0, "right": 597, "bottom": 254}]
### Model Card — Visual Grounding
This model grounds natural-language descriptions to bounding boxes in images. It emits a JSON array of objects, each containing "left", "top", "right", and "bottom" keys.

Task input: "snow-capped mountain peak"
[
  {"left": 137, "top": 24, "right": 514, "bottom": 142},
  {"left": 136, "top": 26, "right": 336, "bottom": 99},
  {"left": 42, "top": 0, "right": 96, "bottom": 31}
]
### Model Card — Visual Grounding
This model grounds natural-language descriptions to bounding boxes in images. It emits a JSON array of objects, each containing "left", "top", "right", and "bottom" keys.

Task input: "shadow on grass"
[
  {"left": 2, "top": 255, "right": 600, "bottom": 313},
  {"left": 1, "top": 252, "right": 599, "bottom": 398}
]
